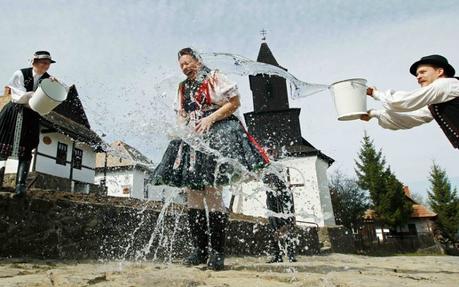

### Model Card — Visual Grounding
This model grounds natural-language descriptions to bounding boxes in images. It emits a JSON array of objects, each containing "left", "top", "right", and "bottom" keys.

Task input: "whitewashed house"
[
  {"left": 231, "top": 41, "right": 336, "bottom": 227},
  {"left": 0, "top": 86, "right": 105, "bottom": 193},
  {"left": 363, "top": 186, "right": 437, "bottom": 242},
  {"left": 95, "top": 140, "right": 184, "bottom": 202}
]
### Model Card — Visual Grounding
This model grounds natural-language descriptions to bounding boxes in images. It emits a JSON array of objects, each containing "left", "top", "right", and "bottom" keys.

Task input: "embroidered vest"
[
  {"left": 428, "top": 97, "right": 459, "bottom": 149},
  {"left": 20, "top": 67, "right": 50, "bottom": 92}
]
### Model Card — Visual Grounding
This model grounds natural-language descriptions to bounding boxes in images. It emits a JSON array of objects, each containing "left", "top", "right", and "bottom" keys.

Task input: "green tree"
[
  {"left": 376, "top": 168, "right": 412, "bottom": 228},
  {"left": 355, "top": 133, "right": 412, "bottom": 230},
  {"left": 354, "top": 133, "right": 386, "bottom": 207},
  {"left": 329, "top": 170, "right": 370, "bottom": 232},
  {"left": 428, "top": 163, "right": 459, "bottom": 244}
]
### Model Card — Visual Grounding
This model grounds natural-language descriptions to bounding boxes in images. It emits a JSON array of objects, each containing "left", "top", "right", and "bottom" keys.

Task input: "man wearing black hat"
[
  {"left": 0, "top": 51, "right": 66, "bottom": 197},
  {"left": 362, "top": 54, "right": 459, "bottom": 149}
]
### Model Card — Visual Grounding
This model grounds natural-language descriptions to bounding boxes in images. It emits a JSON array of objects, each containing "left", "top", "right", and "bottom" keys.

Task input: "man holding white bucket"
[
  {"left": 362, "top": 55, "right": 459, "bottom": 149},
  {"left": 0, "top": 51, "right": 67, "bottom": 197}
]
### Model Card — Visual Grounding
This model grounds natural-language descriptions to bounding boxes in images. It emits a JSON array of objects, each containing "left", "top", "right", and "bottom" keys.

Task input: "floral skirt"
[
  {"left": 151, "top": 115, "right": 269, "bottom": 190},
  {"left": 0, "top": 102, "right": 40, "bottom": 160}
]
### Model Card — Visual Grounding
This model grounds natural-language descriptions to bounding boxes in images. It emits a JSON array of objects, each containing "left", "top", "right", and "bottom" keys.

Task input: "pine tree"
[
  {"left": 354, "top": 133, "right": 386, "bottom": 207},
  {"left": 376, "top": 168, "right": 412, "bottom": 228},
  {"left": 428, "top": 163, "right": 459, "bottom": 244},
  {"left": 355, "top": 133, "right": 412, "bottom": 229}
]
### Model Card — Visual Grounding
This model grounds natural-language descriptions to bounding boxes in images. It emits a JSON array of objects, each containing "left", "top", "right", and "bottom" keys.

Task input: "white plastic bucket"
[
  {"left": 29, "top": 79, "right": 67, "bottom": 116},
  {"left": 330, "top": 78, "right": 368, "bottom": 121}
]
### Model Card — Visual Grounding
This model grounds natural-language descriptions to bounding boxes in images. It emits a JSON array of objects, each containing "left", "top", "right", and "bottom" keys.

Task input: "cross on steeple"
[{"left": 260, "top": 29, "right": 267, "bottom": 41}]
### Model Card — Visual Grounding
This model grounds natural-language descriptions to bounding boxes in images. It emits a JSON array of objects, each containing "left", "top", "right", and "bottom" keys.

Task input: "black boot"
[
  {"left": 0, "top": 157, "right": 5, "bottom": 189},
  {"left": 183, "top": 208, "right": 208, "bottom": 265},
  {"left": 286, "top": 233, "right": 297, "bottom": 263},
  {"left": 13, "top": 159, "right": 31, "bottom": 198},
  {"left": 207, "top": 212, "right": 228, "bottom": 271},
  {"left": 266, "top": 240, "right": 283, "bottom": 263}
]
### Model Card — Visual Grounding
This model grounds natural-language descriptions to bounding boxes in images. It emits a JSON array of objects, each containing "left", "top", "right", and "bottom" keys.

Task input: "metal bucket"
[
  {"left": 330, "top": 78, "right": 367, "bottom": 121},
  {"left": 29, "top": 79, "right": 67, "bottom": 116}
]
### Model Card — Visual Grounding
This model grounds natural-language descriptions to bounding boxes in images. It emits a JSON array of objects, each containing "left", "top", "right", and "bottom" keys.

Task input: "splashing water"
[
  {"left": 87, "top": 51, "right": 326, "bottom": 263},
  {"left": 135, "top": 188, "right": 181, "bottom": 261},
  {"left": 200, "top": 52, "right": 330, "bottom": 99}
]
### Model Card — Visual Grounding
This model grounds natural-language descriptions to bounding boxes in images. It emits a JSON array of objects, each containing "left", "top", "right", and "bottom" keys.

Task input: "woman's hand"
[
  {"left": 177, "top": 109, "right": 188, "bottom": 125},
  {"left": 194, "top": 115, "right": 215, "bottom": 134}
]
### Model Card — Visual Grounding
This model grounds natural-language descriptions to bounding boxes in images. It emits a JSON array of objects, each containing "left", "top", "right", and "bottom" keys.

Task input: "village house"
[
  {"left": 0, "top": 86, "right": 105, "bottom": 193},
  {"left": 95, "top": 140, "right": 184, "bottom": 202},
  {"left": 361, "top": 186, "right": 437, "bottom": 248},
  {"left": 230, "top": 40, "right": 336, "bottom": 227}
]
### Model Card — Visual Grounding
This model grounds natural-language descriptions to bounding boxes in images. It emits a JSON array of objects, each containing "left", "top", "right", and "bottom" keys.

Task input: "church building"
[{"left": 231, "top": 39, "right": 336, "bottom": 227}]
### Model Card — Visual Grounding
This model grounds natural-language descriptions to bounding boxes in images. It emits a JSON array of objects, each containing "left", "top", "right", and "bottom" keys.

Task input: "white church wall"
[
  {"left": 315, "top": 158, "right": 336, "bottom": 225},
  {"left": 281, "top": 156, "right": 326, "bottom": 226},
  {"left": 232, "top": 181, "right": 267, "bottom": 218},
  {"left": 232, "top": 155, "right": 335, "bottom": 227}
]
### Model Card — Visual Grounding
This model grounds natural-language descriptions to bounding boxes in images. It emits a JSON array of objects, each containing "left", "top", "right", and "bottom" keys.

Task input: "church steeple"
[
  {"left": 244, "top": 37, "right": 333, "bottom": 164},
  {"left": 249, "top": 41, "right": 289, "bottom": 112},
  {"left": 256, "top": 42, "right": 281, "bottom": 67}
]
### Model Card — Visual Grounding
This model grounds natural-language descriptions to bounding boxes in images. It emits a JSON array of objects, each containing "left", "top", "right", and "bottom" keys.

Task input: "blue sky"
[{"left": 1, "top": 0, "right": 458, "bottom": 197}]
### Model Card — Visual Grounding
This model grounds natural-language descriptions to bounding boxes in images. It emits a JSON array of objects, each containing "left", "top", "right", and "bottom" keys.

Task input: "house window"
[
  {"left": 73, "top": 148, "right": 83, "bottom": 170},
  {"left": 56, "top": 142, "right": 68, "bottom": 165}
]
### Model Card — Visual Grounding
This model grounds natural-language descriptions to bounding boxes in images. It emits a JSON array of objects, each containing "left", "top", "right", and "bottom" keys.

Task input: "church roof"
[
  {"left": 256, "top": 42, "right": 286, "bottom": 70},
  {"left": 285, "top": 138, "right": 335, "bottom": 165}
]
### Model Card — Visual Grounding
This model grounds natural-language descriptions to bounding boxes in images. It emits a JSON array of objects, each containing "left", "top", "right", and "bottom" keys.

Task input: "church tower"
[
  {"left": 233, "top": 35, "right": 336, "bottom": 227},
  {"left": 244, "top": 39, "right": 331, "bottom": 162}
]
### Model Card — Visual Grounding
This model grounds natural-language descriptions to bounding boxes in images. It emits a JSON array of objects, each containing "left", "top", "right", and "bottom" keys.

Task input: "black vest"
[
  {"left": 428, "top": 97, "right": 459, "bottom": 149},
  {"left": 20, "top": 67, "right": 50, "bottom": 92}
]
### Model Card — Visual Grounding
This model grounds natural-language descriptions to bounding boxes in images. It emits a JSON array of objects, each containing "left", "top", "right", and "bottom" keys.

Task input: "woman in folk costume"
[
  {"left": 0, "top": 51, "right": 66, "bottom": 197},
  {"left": 152, "top": 48, "right": 270, "bottom": 270}
]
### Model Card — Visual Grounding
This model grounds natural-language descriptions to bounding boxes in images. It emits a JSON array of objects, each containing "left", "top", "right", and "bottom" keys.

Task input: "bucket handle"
[
  {"left": 328, "top": 80, "right": 368, "bottom": 90},
  {"left": 350, "top": 81, "right": 367, "bottom": 89}
]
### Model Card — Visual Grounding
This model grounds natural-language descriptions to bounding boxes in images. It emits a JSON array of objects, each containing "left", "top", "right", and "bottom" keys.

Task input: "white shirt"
[
  {"left": 178, "top": 69, "right": 241, "bottom": 118},
  {"left": 369, "top": 78, "right": 459, "bottom": 130},
  {"left": 8, "top": 69, "right": 69, "bottom": 104},
  {"left": 207, "top": 69, "right": 239, "bottom": 105}
]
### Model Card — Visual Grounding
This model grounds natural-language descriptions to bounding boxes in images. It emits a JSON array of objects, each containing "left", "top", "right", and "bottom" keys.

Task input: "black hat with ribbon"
[
  {"left": 410, "top": 54, "right": 455, "bottom": 77},
  {"left": 32, "top": 51, "right": 56, "bottom": 63}
]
